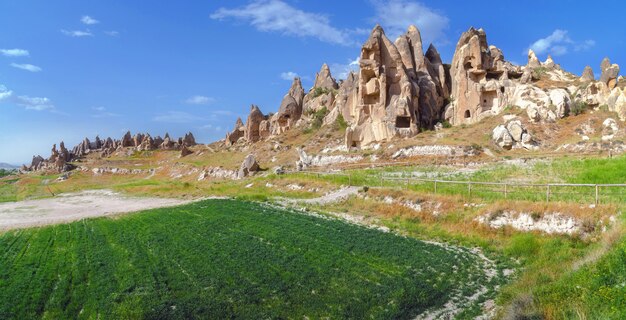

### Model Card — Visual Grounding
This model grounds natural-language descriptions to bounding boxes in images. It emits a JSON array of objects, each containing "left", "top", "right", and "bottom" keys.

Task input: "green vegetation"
[
  {"left": 335, "top": 113, "right": 348, "bottom": 130},
  {"left": 310, "top": 87, "right": 336, "bottom": 98},
  {"left": 532, "top": 67, "right": 548, "bottom": 79},
  {"left": 311, "top": 106, "right": 329, "bottom": 129},
  {"left": 0, "top": 199, "right": 503, "bottom": 319},
  {"left": 570, "top": 100, "right": 589, "bottom": 116},
  {"left": 0, "top": 169, "right": 15, "bottom": 178},
  {"left": 537, "top": 232, "right": 626, "bottom": 319}
]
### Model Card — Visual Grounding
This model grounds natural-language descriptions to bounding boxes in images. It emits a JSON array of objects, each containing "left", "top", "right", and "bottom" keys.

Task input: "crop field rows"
[{"left": 0, "top": 199, "right": 506, "bottom": 319}]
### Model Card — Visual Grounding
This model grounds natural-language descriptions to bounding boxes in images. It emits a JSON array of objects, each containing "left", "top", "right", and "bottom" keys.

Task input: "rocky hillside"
[
  {"left": 21, "top": 24, "right": 625, "bottom": 174},
  {"left": 223, "top": 24, "right": 624, "bottom": 151}
]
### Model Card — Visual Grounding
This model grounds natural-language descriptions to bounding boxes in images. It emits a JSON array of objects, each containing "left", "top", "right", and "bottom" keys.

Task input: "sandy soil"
[{"left": 0, "top": 189, "right": 191, "bottom": 230}]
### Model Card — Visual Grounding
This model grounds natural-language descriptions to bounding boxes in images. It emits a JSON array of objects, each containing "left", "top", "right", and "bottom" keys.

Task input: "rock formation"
[
  {"left": 303, "top": 64, "right": 338, "bottom": 113},
  {"left": 580, "top": 66, "right": 594, "bottom": 82},
  {"left": 344, "top": 25, "right": 424, "bottom": 148},
  {"left": 600, "top": 57, "right": 620, "bottom": 89},
  {"left": 245, "top": 105, "right": 269, "bottom": 143},
  {"left": 225, "top": 118, "right": 245, "bottom": 145},
  {"left": 23, "top": 131, "right": 198, "bottom": 172},
  {"left": 527, "top": 49, "right": 541, "bottom": 69},
  {"left": 271, "top": 78, "right": 305, "bottom": 135},
  {"left": 445, "top": 28, "right": 518, "bottom": 125}
]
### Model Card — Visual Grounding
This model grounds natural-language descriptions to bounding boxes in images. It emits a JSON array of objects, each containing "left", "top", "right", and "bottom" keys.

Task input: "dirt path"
[
  {"left": 283, "top": 186, "right": 360, "bottom": 205},
  {"left": 0, "top": 190, "right": 191, "bottom": 230}
]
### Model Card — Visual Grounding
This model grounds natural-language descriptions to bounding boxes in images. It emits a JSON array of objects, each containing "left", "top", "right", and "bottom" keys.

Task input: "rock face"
[
  {"left": 600, "top": 57, "right": 620, "bottom": 89},
  {"left": 237, "top": 154, "right": 260, "bottom": 179},
  {"left": 581, "top": 66, "right": 595, "bottom": 82},
  {"left": 446, "top": 27, "right": 518, "bottom": 125},
  {"left": 344, "top": 25, "right": 433, "bottom": 148}
]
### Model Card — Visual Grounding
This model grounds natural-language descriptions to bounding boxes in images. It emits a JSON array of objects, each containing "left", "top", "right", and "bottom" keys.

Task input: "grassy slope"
[{"left": 0, "top": 199, "right": 503, "bottom": 319}]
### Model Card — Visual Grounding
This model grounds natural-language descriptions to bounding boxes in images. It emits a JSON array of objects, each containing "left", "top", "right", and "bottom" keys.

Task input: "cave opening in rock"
[
  {"left": 464, "top": 110, "right": 471, "bottom": 118},
  {"left": 395, "top": 116, "right": 411, "bottom": 128}
]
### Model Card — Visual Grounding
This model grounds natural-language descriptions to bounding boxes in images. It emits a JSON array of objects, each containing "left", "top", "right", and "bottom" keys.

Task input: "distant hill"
[{"left": 0, "top": 162, "right": 19, "bottom": 170}]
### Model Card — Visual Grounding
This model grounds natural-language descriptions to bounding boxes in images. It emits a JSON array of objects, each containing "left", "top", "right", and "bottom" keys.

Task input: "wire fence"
[{"left": 290, "top": 171, "right": 626, "bottom": 205}]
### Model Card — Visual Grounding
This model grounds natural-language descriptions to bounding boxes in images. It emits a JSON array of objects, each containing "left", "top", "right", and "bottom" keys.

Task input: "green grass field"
[{"left": 0, "top": 199, "right": 504, "bottom": 319}]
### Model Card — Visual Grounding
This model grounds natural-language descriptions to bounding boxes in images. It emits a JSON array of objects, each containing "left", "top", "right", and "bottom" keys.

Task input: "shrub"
[
  {"left": 311, "top": 87, "right": 333, "bottom": 98},
  {"left": 533, "top": 67, "right": 548, "bottom": 79},
  {"left": 570, "top": 100, "right": 588, "bottom": 116},
  {"left": 335, "top": 113, "right": 348, "bottom": 130},
  {"left": 311, "top": 107, "right": 329, "bottom": 129},
  {"left": 441, "top": 120, "right": 452, "bottom": 128}
]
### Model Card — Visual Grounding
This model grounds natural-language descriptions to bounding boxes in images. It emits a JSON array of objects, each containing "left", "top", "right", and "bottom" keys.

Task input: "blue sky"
[{"left": 1, "top": 0, "right": 624, "bottom": 165}]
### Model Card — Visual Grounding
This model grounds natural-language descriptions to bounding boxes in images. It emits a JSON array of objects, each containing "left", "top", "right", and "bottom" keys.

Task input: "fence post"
[
  {"left": 546, "top": 184, "right": 551, "bottom": 202},
  {"left": 434, "top": 180, "right": 437, "bottom": 194},
  {"left": 348, "top": 174, "right": 352, "bottom": 187},
  {"left": 595, "top": 184, "right": 599, "bottom": 206},
  {"left": 504, "top": 183, "right": 508, "bottom": 199},
  {"left": 468, "top": 182, "right": 472, "bottom": 199}
]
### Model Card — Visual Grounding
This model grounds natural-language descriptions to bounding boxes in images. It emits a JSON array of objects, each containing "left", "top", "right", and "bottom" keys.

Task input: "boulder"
[
  {"left": 602, "top": 118, "right": 619, "bottom": 141},
  {"left": 237, "top": 154, "right": 259, "bottom": 179},
  {"left": 510, "top": 85, "right": 556, "bottom": 122},
  {"left": 548, "top": 89, "right": 571, "bottom": 118},
  {"left": 492, "top": 125, "right": 513, "bottom": 149},
  {"left": 179, "top": 145, "right": 193, "bottom": 157},
  {"left": 506, "top": 120, "right": 524, "bottom": 142}
]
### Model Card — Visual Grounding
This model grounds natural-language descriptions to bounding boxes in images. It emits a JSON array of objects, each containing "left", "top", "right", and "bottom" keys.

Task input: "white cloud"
[
  {"left": 104, "top": 31, "right": 119, "bottom": 36},
  {"left": 575, "top": 39, "right": 596, "bottom": 52},
  {"left": 0, "top": 49, "right": 29, "bottom": 57},
  {"left": 370, "top": 0, "right": 449, "bottom": 45},
  {"left": 0, "top": 85, "right": 12, "bottom": 101},
  {"left": 527, "top": 29, "right": 595, "bottom": 57},
  {"left": 330, "top": 57, "right": 360, "bottom": 80},
  {"left": 81, "top": 15, "right": 100, "bottom": 25},
  {"left": 152, "top": 111, "right": 205, "bottom": 123},
  {"left": 280, "top": 71, "right": 299, "bottom": 80},
  {"left": 10, "top": 63, "right": 42, "bottom": 72},
  {"left": 16, "top": 96, "right": 54, "bottom": 111},
  {"left": 527, "top": 29, "right": 571, "bottom": 55},
  {"left": 184, "top": 95, "right": 215, "bottom": 105},
  {"left": 211, "top": 0, "right": 352, "bottom": 45},
  {"left": 91, "top": 106, "right": 120, "bottom": 118},
  {"left": 61, "top": 29, "right": 93, "bottom": 37}
]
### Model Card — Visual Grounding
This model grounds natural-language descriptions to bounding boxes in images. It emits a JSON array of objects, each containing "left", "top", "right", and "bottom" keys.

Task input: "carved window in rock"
[
  {"left": 482, "top": 91, "right": 498, "bottom": 112},
  {"left": 395, "top": 116, "right": 411, "bottom": 128},
  {"left": 464, "top": 110, "right": 471, "bottom": 118}
]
